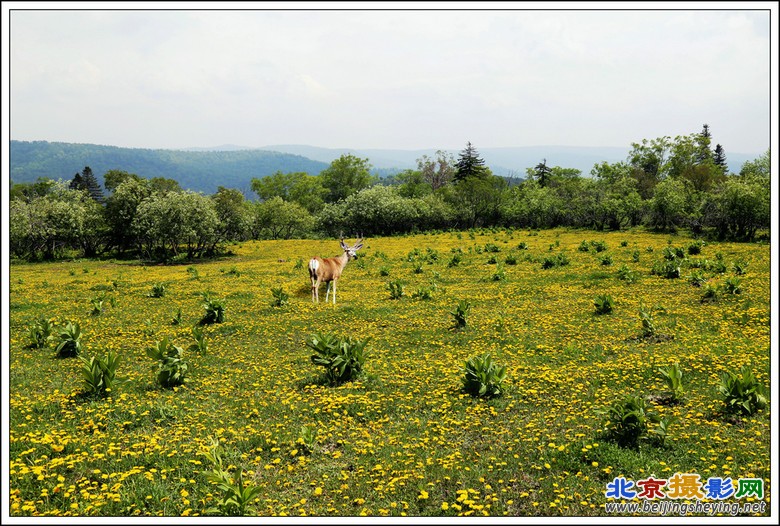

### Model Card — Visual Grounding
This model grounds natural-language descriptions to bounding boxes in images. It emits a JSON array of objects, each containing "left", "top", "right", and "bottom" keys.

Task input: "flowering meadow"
[{"left": 7, "top": 228, "right": 771, "bottom": 517}]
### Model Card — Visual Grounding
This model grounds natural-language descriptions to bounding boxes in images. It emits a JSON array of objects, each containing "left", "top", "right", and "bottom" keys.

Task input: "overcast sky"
[{"left": 4, "top": 3, "right": 775, "bottom": 154}]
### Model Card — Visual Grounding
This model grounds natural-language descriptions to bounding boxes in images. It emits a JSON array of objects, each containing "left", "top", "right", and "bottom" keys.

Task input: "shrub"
[
  {"left": 387, "top": 280, "right": 405, "bottom": 299},
  {"left": 270, "top": 287, "right": 289, "bottom": 307},
  {"left": 55, "top": 321, "right": 82, "bottom": 358},
  {"left": 504, "top": 253, "right": 517, "bottom": 265},
  {"left": 594, "top": 294, "right": 614, "bottom": 315},
  {"left": 701, "top": 283, "right": 721, "bottom": 303},
  {"left": 200, "top": 293, "right": 225, "bottom": 325},
  {"left": 461, "top": 353, "right": 507, "bottom": 398},
  {"left": 306, "top": 332, "right": 369, "bottom": 385},
  {"left": 616, "top": 264, "right": 638, "bottom": 283},
  {"left": 602, "top": 394, "right": 659, "bottom": 448},
  {"left": 146, "top": 337, "right": 189, "bottom": 388},
  {"left": 484, "top": 243, "right": 500, "bottom": 253},
  {"left": 591, "top": 240, "right": 608, "bottom": 252},
  {"left": 687, "top": 270, "right": 707, "bottom": 287},
  {"left": 600, "top": 254, "right": 613, "bottom": 266},
  {"left": 450, "top": 299, "right": 471, "bottom": 329},
  {"left": 28, "top": 317, "right": 55, "bottom": 349},
  {"left": 732, "top": 259, "right": 749, "bottom": 275},
  {"left": 541, "top": 253, "right": 569, "bottom": 269},
  {"left": 658, "top": 363, "right": 684, "bottom": 403},
  {"left": 578, "top": 240, "right": 590, "bottom": 252},
  {"left": 80, "top": 351, "right": 126, "bottom": 398},
  {"left": 687, "top": 240, "right": 704, "bottom": 255},
  {"left": 448, "top": 252, "right": 463, "bottom": 267},
  {"left": 379, "top": 265, "right": 391, "bottom": 277},
  {"left": 651, "top": 260, "right": 681, "bottom": 279},
  {"left": 718, "top": 366, "right": 768, "bottom": 415}
]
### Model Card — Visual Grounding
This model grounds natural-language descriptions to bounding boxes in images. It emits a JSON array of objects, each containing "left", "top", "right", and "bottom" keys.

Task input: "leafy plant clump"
[
  {"left": 450, "top": 299, "right": 471, "bottom": 330},
  {"left": 270, "top": 287, "right": 289, "bottom": 307},
  {"left": 200, "top": 293, "right": 226, "bottom": 325},
  {"left": 387, "top": 280, "right": 405, "bottom": 300},
  {"left": 146, "top": 337, "right": 190, "bottom": 388},
  {"left": 602, "top": 394, "right": 660, "bottom": 449},
  {"left": 202, "top": 438, "right": 263, "bottom": 516},
  {"left": 80, "top": 351, "right": 126, "bottom": 398},
  {"left": 148, "top": 283, "right": 166, "bottom": 298},
  {"left": 28, "top": 317, "right": 55, "bottom": 349},
  {"left": 306, "top": 332, "right": 369, "bottom": 385},
  {"left": 594, "top": 294, "right": 614, "bottom": 315},
  {"left": 718, "top": 366, "right": 768, "bottom": 416},
  {"left": 55, "top": 321, "right": 83, "bottom": 358},
  {"left": 658, "top": 363, "right": 685, "bottom": 404},
  {"left": 461, "top": 353, "right": 507, "bottom": 399}
]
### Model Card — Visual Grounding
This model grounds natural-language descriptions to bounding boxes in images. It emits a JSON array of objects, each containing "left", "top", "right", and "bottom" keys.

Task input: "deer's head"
[{"left": 340, "top": 236, "right": 364, "bottom": 260}]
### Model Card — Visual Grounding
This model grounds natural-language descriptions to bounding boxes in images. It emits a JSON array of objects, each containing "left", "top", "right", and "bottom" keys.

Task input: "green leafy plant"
[
  {"left": 541, "top": 253, "right": 569, "bottom": 269},
  {"left": 687, "top": 270, "right": 707, "bottom": 287},
  {"left": 658, "top": 363, "right": 684, "bottom": 403},
  {"left": 306, "top": 332, "right": 369, "bottom": 385},
  {"left": 412, "top": 286, "right": 434, "bottom": 300},
  {"left": 188, "top": 325, "right": 208, "bottom": 355},
  {"left": 297, "top": 425, "right": 318, "bottom": 454},
  {"left": 186, "top": 266, "right": 200, "bottom": 279},
  {"left": 379, "top": 265, "right": 391, "bottom": 277},
  {"left": 203, "top": 438, "right": 263, "bottom": 516},
  {"left": 461, "top": 353, "right": 507, "bottom": 398},
  {"left": 593, "top": 294, "right": 614, "bottom": 315},
  {"left": 600, "top": 254, "right": 613, "bottom": 266},
  {"left": 517, "top": 242, "right": 528, "bottom": 250},
  {"left": 590, "top": 240, "right": 608, "bottom": 253},
  {"left": 80, "top": 351, "right": 126, "bottom": 398},
  {"left": 55, "top": 321, "right": 82, "bottom": 358},
  {"left": 200, "top": 293, "right": 225, "bottom": 325},
  {"left": 638, "top": 303, "right": 657, "bottom": 339},
  {"left": 652, "top": 260, "right": 681, "bottom": 279},
  {"left": 732, "top": 259, "right": 749, "bottom": 275},
  {"left": 602, "top": 394, "right": 660, "bottom": 448},
  {"left": 578, "top": 240, "right": 591, "bottom": 252},
  {"left": 450, "top": 299, "right": 471, "bottom": 330},
  {"left": 270, "top": 287, "right": 289, "bottom": 307},
  {"left": 146, "top": 337, "right": 189, "bottom": 388},
  {"left": 616, "top": 264, "right": 638, "bottom": 283},
  {"left": 148, "top": 283, "right": 166, "bottom": 298},
  {"left": 171, "top": 307, "right": 183, "bottom": 326},
  {"left": 686, "top": 240, "right": 704, "bottom": 255},
  {"left": 90, "top": 296, "right": 105, "bottom": 316},
  {"left": 448, "top": 252, "right": 463, "bottom": 267},
  {"left": 650, "top": 415, "right": 678, "bottom": 447},
  {"left": 701, "top": 283, "right": 721, "bottom": 303},
  {"left": 491, "top": 264, "right": 506, "bottom": 282},
  {"left": 718, "top": 366, "right": 768, "bottom": 415},
  {"left": 294, "top": 258, "right": 304, "bottom": 271},
  {"left": 723, "top": 277, "right": 742, "bottom": 295},
  {"left": 28, "top": 317, "right": 55, "bottom": 349},
  {"left": 504, "top": 253, "right": 517, "bottom": 265},
  {"left": 387, "top": 280, "right": 405, "bottom": 300}
]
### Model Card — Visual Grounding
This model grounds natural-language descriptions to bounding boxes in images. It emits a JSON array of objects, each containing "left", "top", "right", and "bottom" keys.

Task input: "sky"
[{"left": 3, "top": 2, "right": 777, "bottom": 154}]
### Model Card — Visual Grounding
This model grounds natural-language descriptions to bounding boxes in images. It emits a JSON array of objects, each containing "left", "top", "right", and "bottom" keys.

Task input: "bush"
[
  {"left": 146, "top": 337, "right": 189, "bottom": 388},
  {"left": 306, "top": 332, "right": 369, "bottom": 385},
  {"left": 616, "top": 264, "right": 638, "bottom": 283},
  {"left": 55, "top": 321, "right": 82, "bottom": 358},
  {"left": 600, "top": 254, "right": 613, "bottom": 266},
  {"left": 541, "top": 253, "right": 569, "bottom": 269},
  {"left": 270, "top": 287, "right": 289, "bottom": 307},
  {"left": 602, "top": 394, "right": 659, "bottom": 448},
  {"left": 687, "top": 240, "right": 704, "bottom": 255},
  {"left": 387, "top": 280, "right": 405, "bottom": 300},
  {"left": 593, "top": 294, "right": 614, "bottom": 315},
  {"left": 461, "top": 353, "right": 507, "bottom": 398},
  {"left": 723, "top": 277, "right": 742, "bottom": 295},
  {"left": 80, "top": 351, "right": 126, "bottom": 398},
  {"left": 148, "top": 283, "right": 166, "bottom": 298},
  {"left": 718, "top": 367, "right": 768, "bottom": 415}
]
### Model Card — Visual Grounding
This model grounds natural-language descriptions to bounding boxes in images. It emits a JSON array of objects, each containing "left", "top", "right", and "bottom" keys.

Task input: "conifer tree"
[
  {"left": 713, "top": 144, "right": 728, "bottom": 174},
  {"left": 454, "top": 142, "right": 488, "bottom": 182},
  {"left": 70, "top": 166, "right": 105, "bottom": 203}
]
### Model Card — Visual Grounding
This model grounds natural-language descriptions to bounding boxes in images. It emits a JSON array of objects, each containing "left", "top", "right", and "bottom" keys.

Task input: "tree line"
[{"left": 9, "top": 125, "right": 771, "bottom": 262}]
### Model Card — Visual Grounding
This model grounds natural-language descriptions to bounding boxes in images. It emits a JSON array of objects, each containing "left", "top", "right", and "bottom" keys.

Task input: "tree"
[
  {"left": 454, "top": 142, "right": 488, "bottom": 182},
  {"left": 628, "top": 136, "right": 671, "bottom": 198},
  {"left": 104, "top": 177, "right": 152, "bottom": 254},
  {"left": 531, "top": 159, "right": 552, "bottom": 188},
  {"left": 104, "top": 169, "right": 141, "bottom": 193},
  {"left": 70, "top": 166, "right": 105, "bottom": 203},
  {"left": 708, "top": 176, "right": 770, "bottom": 241},
  {"left": 713, "top": 144, "right": 728, "bottom": 175},
  {"left": 212, "top": 186, "right": 251, "bottom": 242},
  {"left": 393, "top": 169, "right": 432, "bottom": 198},
  {"left": 696, "top": 123, "right": 713, "bottom": 163},
  {"left": 252, "top": 197, "right": 314, "bottom": 240},
  {"left": 739, "top": 149, "right": 770, "bottom": 179},
  {"left": 250, "top": 171, "right": 327, "bottom": 213},
  {"left": 647, "top": 177, "right": 690, "bottom": 232},
  {"left": 418, "top": 150, "right": 456, "bottom": 190},
  {"left": 319, "top": 154, "right": 376, "bottom": 203},
  {"left": 449, "top": 174, "right": 507, "bottom": 228}
]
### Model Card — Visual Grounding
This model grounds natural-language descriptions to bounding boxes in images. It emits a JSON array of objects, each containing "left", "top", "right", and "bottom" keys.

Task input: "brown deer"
[{"left": 308, "top": 236, "right": 364, "bottom": 304}]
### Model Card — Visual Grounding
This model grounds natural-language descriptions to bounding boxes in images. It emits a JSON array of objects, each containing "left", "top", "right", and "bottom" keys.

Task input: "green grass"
[{"left": 7, "top": 228, "right": 771, "bottom": 517}]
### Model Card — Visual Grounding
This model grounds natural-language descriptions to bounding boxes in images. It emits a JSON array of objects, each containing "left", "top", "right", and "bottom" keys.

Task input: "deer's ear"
[
  {"left": 340, "top": 241, "right": 349, "bottom": 250},
  {"left": 354, "top": 243, "right": 363, "bottom": 251}
]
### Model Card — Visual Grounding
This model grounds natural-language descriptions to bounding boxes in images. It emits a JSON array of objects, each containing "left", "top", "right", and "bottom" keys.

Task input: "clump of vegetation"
[
  {"left": 146, "top": 337, "right": 189, "bottom": 388},
  {"left": 188, "top": 326, "right": 208, "bottom": 355},
  {"left": 202, "top": 437, "right": 263, "bottom": 516},
  {"left": 593, "top": 294, "right": 614, "bottom": 315},
  {"left": 732, "top": 259, "right": 749, "bottom": 275},
  {"left": 687, "top": 240, "right": 704, "bottom": 255},
  {"left": 658, "top": 363, "right": 684, "bottom": 404},
  {"left": 387, "top": 280, "right": 405, "bottom": 300},
  {"left": 718, "top": 366, "right": 768, "bottom": 416},
  {"left": 723, "top": 277, "right": 742, "bottom": 295},
  {"left": 461, "top": 353, "right": 507, "bottom": 399},
  {"left": 602, "top": 394, "right": 660, "bottom": 448},
  {"left": 200, "top": 293, "right": 225, "bottom": 325},
  {"left": 541, "top": 253, "right": 569, "bottom": 269},
  {"left": 28, "top": 317, "right": 55, "bottom": 349},
  {"left": 55, "top": 321, "right": 82, "bottom": 358},
  {"left": 171, "top": 307, "right": 183, "bottom": 326},
  {"left": 80, "top": 351, "right": 126, "bottom": 398},
  {"left": 599, "top": 254, "right": 613, "bottom": 266},
  {"left": 270, "top": 287, "right": 289, "bottom": 307},
  {"left": 616, "top": 264, "right": 639, "bottom": 283},
  {"left": 450, "top": 299, "right": 471, "bottom": 330},
  {"left": 700, "top": 283, "right": 721, "bottom": 303},
  {"left": 306, "top": 332, "right": 369, "bottom": 385},
  {"left": 148, "top": 283, "right": 166, "bottom": 298}
]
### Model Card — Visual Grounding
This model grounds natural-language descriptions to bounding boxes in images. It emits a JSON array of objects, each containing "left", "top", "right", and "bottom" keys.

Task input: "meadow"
[{"left": 7, "top": 228, "right": 771, "bottom": 517}]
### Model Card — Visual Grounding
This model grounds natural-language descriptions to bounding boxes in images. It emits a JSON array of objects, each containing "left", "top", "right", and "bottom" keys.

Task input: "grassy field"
[{"left": 6, "top": 228, "right": 772, "bottom": 517}]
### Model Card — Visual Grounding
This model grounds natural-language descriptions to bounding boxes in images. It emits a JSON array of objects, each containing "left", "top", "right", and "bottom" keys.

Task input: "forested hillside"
[{"left": 9, "top": 141, "right": 329, "bottom": 194}]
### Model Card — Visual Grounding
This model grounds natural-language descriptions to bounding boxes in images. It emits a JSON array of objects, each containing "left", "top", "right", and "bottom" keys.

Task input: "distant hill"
[{"left": 10, "top": 141, "right": 330, "bottom": 195}]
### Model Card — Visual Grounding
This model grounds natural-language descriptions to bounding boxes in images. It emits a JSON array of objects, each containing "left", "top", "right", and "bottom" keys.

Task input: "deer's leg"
[
  {"left": 332, "top": 279, "right": 337, "bottom": 304},
  {"left": 325, "top": 281, "right": 331, "bottom": 303},
  {"left": 312, "top": 278, "right": 319, "bottom": 303}
]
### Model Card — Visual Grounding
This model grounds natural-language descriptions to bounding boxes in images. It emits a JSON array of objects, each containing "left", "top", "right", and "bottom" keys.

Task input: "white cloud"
[{"left": 7, "top": 6, "right": 773, "bottom": 152}]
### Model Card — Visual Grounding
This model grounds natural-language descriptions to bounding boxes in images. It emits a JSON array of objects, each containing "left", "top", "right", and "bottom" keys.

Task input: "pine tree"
[
  {"left": 696, "top": 124, "right": 713, "bottom": 163},
  {"left": 70, "top": 166, "right": 105, "bottom": 203},
  {"left": 534, "top": 159, "right": 552, "bottom": 188},
  {"left": 713, "top": 144, "right": 728, "bottom": 174},
  {"left": 454, "top": 142, "right": 488, "bottom": 182}
]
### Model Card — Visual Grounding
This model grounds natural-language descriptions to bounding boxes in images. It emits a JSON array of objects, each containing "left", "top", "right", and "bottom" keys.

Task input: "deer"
[{"left": 308, "top": 236, "right": 364, "bottom": 304}]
